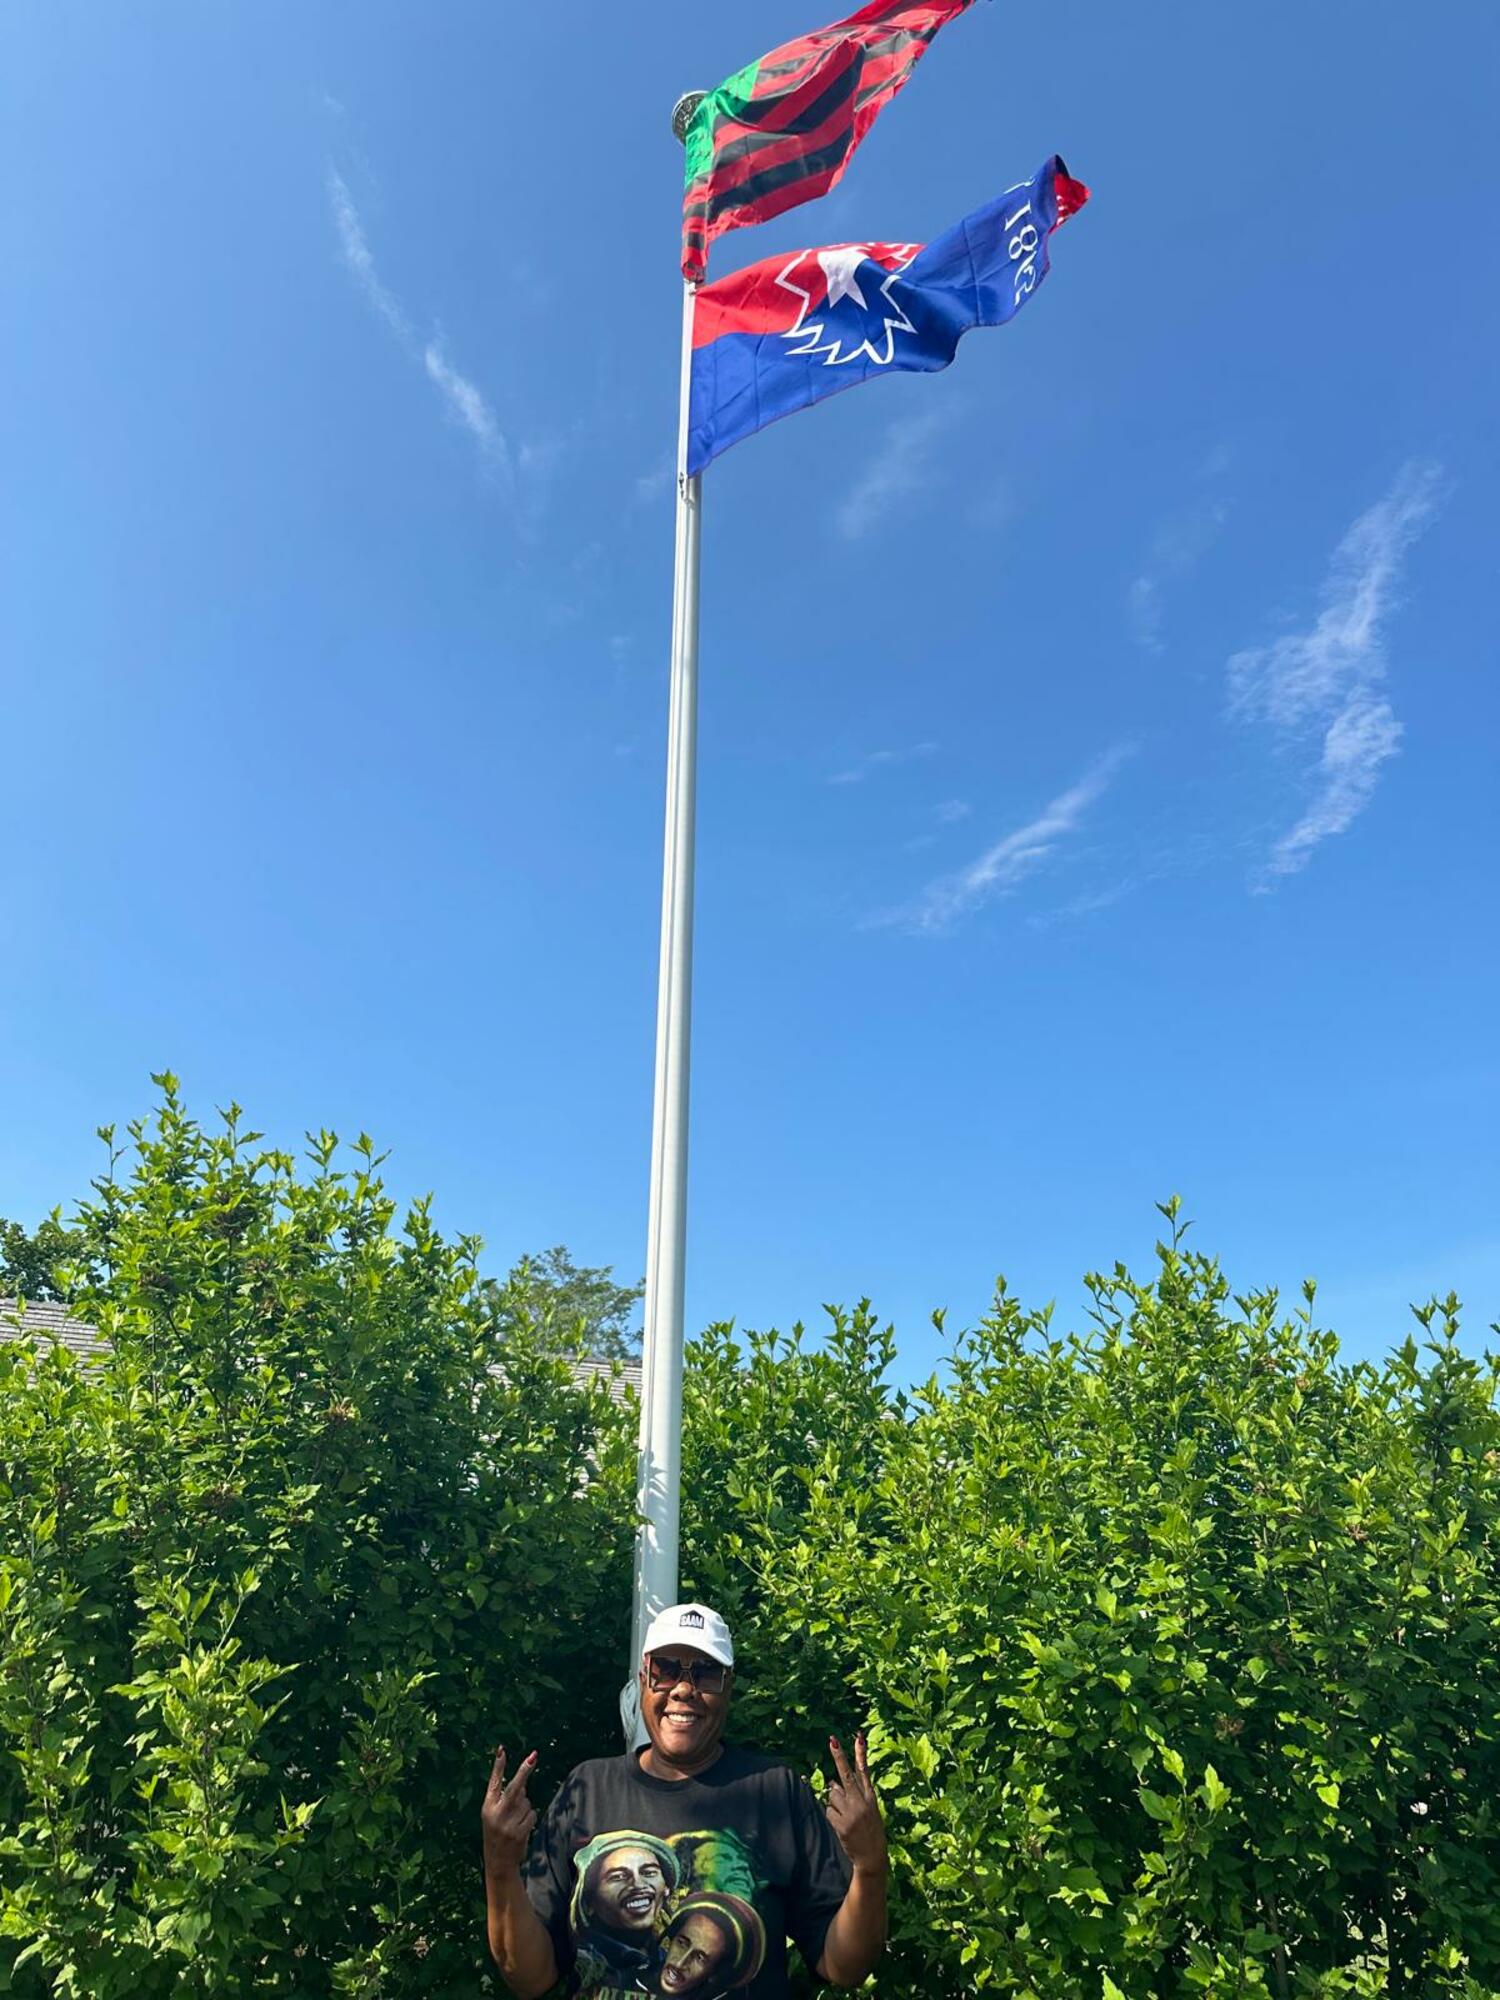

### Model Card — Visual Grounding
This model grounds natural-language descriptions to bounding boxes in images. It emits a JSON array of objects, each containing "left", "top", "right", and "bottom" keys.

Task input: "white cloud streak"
[
  {"left": 327, "top": 167, "right": 509, "bottom": 479},
  {"left": 827, "top": 742, "right": 937, "bottom": 786},
  {"left": 836, "top": 409, "right": 948, "bottom": 540},
  {"left": 327, "top": 168, "right": 409, "bottom": 340},
  {"left": 881, "top": 744, "right": 1135, "bottom": 933},
  {"left": 424, "top": 340, "right": 509, "bottom": 473},
  {"left": 634, "top": 455, "right": 675, "bottom": 504},
  {"left": 1128, "top": 500, "right": 1228, "bottom": 651},
  {"left": 1228, "top": 461, "right": 1443, "bottom": 883},
  {"left": 1263, "top": 692, "right": 1403, "bottom": 880}
]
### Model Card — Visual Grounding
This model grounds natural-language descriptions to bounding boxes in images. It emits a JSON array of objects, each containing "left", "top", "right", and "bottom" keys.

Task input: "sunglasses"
[{"left": 645, "top": 1653, "right": 731, "bottom": 1694}]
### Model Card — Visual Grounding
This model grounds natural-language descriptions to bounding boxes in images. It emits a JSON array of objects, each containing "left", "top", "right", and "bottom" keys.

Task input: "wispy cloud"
[
  {"left": 828, "top": 742, "right": 937, "bottom": 786},
  {"left": 424, "top": 339, "right": 509, "bottom": 472},
  {"left": 934, "top": 798, "right": 972, "bottom": 823},
  {"left": 1228, "top": 461, "right": 1443, "bottom": 884},
  {"left": 1262, "top": 692, "right": 1404, "bottom": 880},
  {"left": 1128, "top": 500, "right": 1229, "bottom": 651},
  {"left": 1029, "top": 875, "right": 1145, "bottom": 926},
  {"left": 634, "top": 454, "right": 675, "bottom": 505},
  {"left": 965, "top": 475, "right": 1015, "bottom": 535},
  {"left": 836, "top": 408, "right": 948, "bottom": 540},
  {"left": 1127, "top": 574, "right": 1165, "bottom": 652},
  {"left": 1228, "top": 463, "right": 1441, "bottom": 730},
  {"left": 328, "top": 168, "right": 409, "bottom": 339},
  {"left": 878, "top": 744, "right": 1135, "bottom": 933},
  {"left": 326, "top": 166, "right": 509, "bottom": 480}
]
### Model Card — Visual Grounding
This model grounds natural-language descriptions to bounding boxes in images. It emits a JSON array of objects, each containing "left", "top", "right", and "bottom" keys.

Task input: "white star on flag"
[{"left": 818, "top": 245, "right": 869, "bottom": 311}]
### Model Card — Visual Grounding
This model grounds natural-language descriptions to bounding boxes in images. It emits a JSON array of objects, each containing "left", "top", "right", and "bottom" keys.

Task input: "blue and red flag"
[{"left": 687, "top": 155, "right": 1089, "bottom": 475}]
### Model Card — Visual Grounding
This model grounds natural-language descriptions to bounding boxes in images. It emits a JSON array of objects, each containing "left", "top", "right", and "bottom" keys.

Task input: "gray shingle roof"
[
  {"left": 567, "top": 1355, "right": 643, "bottom": 1405},
  {"left": 0, "top": 1296, "right": 106, "bottom": 1362},
  {"left": 0, "top": 1298, "right": 641, "bottom": 1400}
]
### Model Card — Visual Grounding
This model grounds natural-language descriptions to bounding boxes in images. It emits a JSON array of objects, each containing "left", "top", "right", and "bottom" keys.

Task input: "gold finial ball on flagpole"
[{"left": 671, "top": 92, "right": 706, "bottom": 144}]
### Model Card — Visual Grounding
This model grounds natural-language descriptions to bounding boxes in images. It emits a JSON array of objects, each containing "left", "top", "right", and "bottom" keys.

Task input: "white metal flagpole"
[{"left": 622, "top": 91, "right": 707, "bottom": 1747}]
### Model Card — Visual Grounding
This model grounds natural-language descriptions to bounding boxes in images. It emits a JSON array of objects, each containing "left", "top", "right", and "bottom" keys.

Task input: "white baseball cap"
[{"left": 641, "top": 1602, "right": 734, "bottom": 1670}]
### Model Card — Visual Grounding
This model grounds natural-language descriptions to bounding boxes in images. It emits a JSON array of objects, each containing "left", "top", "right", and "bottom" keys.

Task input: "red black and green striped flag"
[{"left": 681, "top": 0, "right": 979, "bottom": 282}]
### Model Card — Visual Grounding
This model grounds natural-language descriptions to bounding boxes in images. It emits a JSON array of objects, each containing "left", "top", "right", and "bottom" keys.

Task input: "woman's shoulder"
[
  {"left": 716, "top": 1742, "right": 806, "bottom": 1789},
  {"left": 544, "top": 1751, "right": 636, "bottom": 1808}
]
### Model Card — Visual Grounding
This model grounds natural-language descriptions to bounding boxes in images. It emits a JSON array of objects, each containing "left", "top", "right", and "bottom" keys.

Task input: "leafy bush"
[
  {"left": 0, "top": 1080, "right": 636, "bottom": 1996},
  {"left": 5, "top": 1086, "right": 1500, "bottom": 1998},
  {"left": 682, "top": 1203, "right": 1500, "bottom": 1998},
  {"left": 0, "top": 1216, "right": 93, "bottom": 1303},
  {"left": 485, "top": 1249, "right": 643, "bottom": 1361}
]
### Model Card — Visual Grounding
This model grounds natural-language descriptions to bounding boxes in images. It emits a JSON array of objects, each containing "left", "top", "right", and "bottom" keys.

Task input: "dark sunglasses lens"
[{"left": 648, "top": 1656, "right": 726, "bottom": 1692}]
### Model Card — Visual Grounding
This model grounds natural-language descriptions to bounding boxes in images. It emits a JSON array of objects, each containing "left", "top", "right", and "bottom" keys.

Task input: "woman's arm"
[
  {"left": 484, "top": 1862, "right": 559, "bottom": 1998},
  {"left": 481, "top": 1749, "right": 560, "bottom": 1999},
  {"left": 815, "top": 1734, "right": 889, "bottom": 1987},
  {"left": 816, "top": 1858, "right": 888, "bottom": 1987}
]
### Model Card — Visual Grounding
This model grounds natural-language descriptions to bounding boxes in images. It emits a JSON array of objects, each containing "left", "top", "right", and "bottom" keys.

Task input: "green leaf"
[{"left": 909, "top": 1734, "right": 939, "bottom": 1781}]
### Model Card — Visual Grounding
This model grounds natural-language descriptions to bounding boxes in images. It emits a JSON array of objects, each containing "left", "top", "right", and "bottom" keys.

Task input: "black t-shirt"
[{"left": 523, "top": 1744, "right": 851, "bottom": 1999}]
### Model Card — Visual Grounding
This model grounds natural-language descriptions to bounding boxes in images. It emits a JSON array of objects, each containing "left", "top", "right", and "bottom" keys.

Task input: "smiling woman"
[
  {"left": 481, "top": 1602, "right": 888, "bottom": 1999},
  {"left": 640, "top": 1631, "right": 735, "bottom": 1778}
]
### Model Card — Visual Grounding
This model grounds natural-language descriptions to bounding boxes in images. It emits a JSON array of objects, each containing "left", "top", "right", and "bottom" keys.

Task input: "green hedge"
[
  {"left": 0, "top": 1084, "right": 637, "bottom": 1997},
  {"left": 684, "top": 1233, "right": 1500, "bottom": 1997},
  {"left": 3, "top": 1086, "right": 1499, "bottom": 1996}
]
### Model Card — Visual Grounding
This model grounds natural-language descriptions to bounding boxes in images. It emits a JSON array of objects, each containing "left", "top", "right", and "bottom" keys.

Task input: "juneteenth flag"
[
  {"left": 686, "top": 156, "right": 1088, "bottom": 475},
  {"left": 681, "top": 0, "right": 978, "bottom": 282}
]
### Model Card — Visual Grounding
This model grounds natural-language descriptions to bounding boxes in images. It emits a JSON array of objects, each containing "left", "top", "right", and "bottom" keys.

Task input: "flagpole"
[{"left": 622, "top": 92, "right": 707, "bottom": 1747}]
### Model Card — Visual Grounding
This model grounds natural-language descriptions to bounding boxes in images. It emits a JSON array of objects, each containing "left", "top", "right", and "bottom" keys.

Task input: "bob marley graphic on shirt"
[
  {"left": 569, "top": 1826, "right": 768, "bottom": 1998},
  {"left": 522, "top": 1746, "right": 850, "bottom": 1999}
]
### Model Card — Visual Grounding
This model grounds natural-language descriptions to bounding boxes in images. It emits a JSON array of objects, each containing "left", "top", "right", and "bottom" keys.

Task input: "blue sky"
[{"left": 3, "top": 0, "right": 1497, "bottom": 1380}]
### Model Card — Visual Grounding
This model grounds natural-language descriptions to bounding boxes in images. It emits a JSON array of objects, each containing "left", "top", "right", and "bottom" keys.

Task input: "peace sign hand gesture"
[
  {"left": 824, "top": 1733, "right": 888, "bottom": 1877},
  {"left": 481, "top": 1747, "right": 539, "bottom": 1880}
]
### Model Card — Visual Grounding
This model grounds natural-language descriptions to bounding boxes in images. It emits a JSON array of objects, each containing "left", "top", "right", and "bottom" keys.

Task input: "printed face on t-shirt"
[
  {"left": 566, "top": 1826, "right": 770, "bottom": 1997},
  {"left": 591, "top": 1845, "right": 671, "bottom": 1933},
  {"left": 660, "top": 1908, "right": 730, "bottom": 1993}
]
